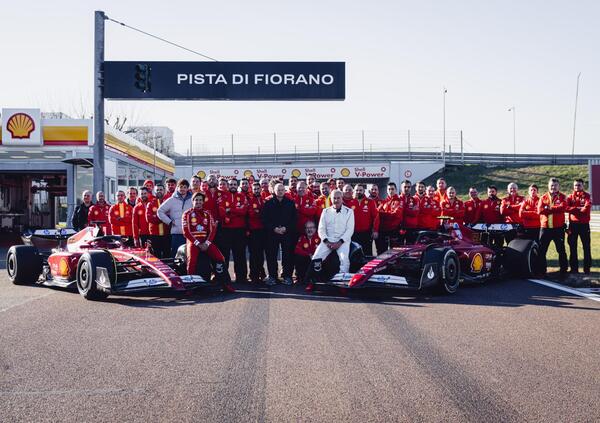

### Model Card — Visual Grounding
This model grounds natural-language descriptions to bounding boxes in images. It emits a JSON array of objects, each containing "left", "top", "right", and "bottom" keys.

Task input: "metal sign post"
[{"left": 93, "top": 10, "right": 106, "bottom": 195}]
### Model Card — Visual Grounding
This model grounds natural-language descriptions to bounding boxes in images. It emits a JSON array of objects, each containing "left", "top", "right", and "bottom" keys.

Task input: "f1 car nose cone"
[{"left": 348, "top": 273, "right": 365, "bottom": 288}]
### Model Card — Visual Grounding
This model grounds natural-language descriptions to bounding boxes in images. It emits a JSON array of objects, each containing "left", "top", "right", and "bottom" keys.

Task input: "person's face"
[
  {"left": 332, "top": 191, "right": 343, "bottom": 208},
  {"left": 402, "top": 183, "right": 411, "bottom": 195},
  {"left": 289, "top": 177, "right": 298, "bottom": 187},
  {"left": 488, "top": 188, "right": 497, "bottom": 198},
  {"left": 307, "top": 175, "right": 315, "bottom": 185},
  {"left": 228, "top": 180, "right": 238, "bottom": 192},
  {"left": 354, "top": 185, "right": 365, "bottom": 199},
  {"left": 117, "top": 191, "right": 126, "bottom": 203},
  {"left": 275, "top": 184, "right": 285, "bottom": 199},
  {"left": 297, "top": 182, "right": 307, "bottom": 196},
  {"left": 508, "top": 184, "right": 518, "bottom": 196},
  {"left": 252, "top": 184, "right": 261, "bottom": 196},
  {"left": 529, "top": 186, "right": 538, "bottom": 197},
  {"left": 260, "top": 179, "right": 269, "bottom": 190},
  {"left": 144, "top": 183, "right": 153, "bottom": 192},
  {"left": 321, "top": 184, "right": 330, "bottom": 196},
  {"left": 155, "top": 186, "right": 165, "bottom": 198},
  {"left": 336, "top": 180, "right": 345, "bottom": 190},
  {"left": 387, "top": 185, "right": 397, "bottom": 196},
  {"left": 82, "top": 192, "right": 92, "bottom": 203},
  {"left": 574, "top": 181, "right": 583, "bottom": 192},
  {"left": 549, "top": 181, "right": 560, "bottom": 193},
  {"left": 426, "top": 187, "right": 435, "bottom": 197},
  {"left": 417, "top": 184, "right": 425, "bottom": 195},
  {"left": 343, "top": 185, "right": 353, "bottom": 199},
  {"left": 208, "top": 175, "right": 218, "bottom": 187},
  {"left": 129, "top": 189, "right": 137, "bottom": 200},
  {"left": 312, "top": 182, "right": 320, "bottom": 193},
  {"left": 448, "top": 188, "right": 456, "bottom": 199},
  {"left": 240, "top": 180, "right": 249, "bottom": 192},
  {"left": 178, "top": 184, "right": 189, "bottom": 196},
  {"left": 218, "top": 180, "right": 228, "bottom": 191},
  {"left": 370, "top": 185, "right": 379, "bottom": 197},
  {"left": 469, "top": 188, "right": 478, "bottom": 199},
  {"left": 97, "top": 192, "right": 105, "bottom": 202},
  {"left": 305, "top": 223, "right": 316, "bottom": 237},
  {"left": 141, "top": 190, "right": 148, "bottom": 201},
  {"left": 193, "top": 196, "right": 204, "bottom": 208},
  {"left": 191, "top": 178, "right": 201, "bottom": 190},
  {"left": 437, "top": 180, "right": 447, "bottom": 190},
  {"left": 167, "top": 181, "right": 176, "bottom": 192}
]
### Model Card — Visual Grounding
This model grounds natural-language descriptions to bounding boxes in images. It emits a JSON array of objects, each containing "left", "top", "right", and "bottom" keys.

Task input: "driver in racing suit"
[{"left": 182, "top": 192, "right": 235, "bottom": 293}]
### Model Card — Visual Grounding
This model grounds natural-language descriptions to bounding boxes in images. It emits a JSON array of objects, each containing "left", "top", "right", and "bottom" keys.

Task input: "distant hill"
[{"left": 422, "top": 164, "right": 588, "bottom": 199}]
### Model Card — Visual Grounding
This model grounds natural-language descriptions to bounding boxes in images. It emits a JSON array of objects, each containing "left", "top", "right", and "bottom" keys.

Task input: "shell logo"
[
  {"left": 341, "top": 168, "right": 350, "bottom": 177},
  {"left": 59, "top": 258, "right": 70, "bottom": 277},
  {"left": 244, "top": 170, "right": 253, "bottom": 178},
  {"left": 291, "top": 169, "right": 301, "bottom": 178},
  {"left": 197, "top": 170, "right": 206, "bottom": 179},
  {"left": 471, "top": 253, "right": 484, "bottom": 273},
  {"left": 7, "top": 113, "right": 35, "bottom": 139}
]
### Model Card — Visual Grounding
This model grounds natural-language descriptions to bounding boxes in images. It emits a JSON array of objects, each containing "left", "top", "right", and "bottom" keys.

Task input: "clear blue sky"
[{"left": 1, "top": 0, "right": 598, "bottom": 154}]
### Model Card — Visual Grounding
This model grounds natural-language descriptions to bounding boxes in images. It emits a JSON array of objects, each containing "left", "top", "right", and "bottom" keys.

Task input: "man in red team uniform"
[
  {"left": 342, "top": 184, "right": 358, "bottom": 209},
  {"left": 478, "top": 185, "right": 504, "bottom": 247},
  {"left": 247, "top": 182, "right": 266, "bottom": 283},
  {"left": 142, "top": 179, "right": 155, "bottom": 202},
  {"left": 182, "top": 192, "right": 235, "bottom": 293},
  {"left": 566, "top": 178, "right": 592, "bottom": 274},
  {"left": 294, "top": 181, "right": 318, "bottom": 234},
  {"left": 294, "top": 220, "right": 320, "bottom": 283},
  {"left": 202, "top": 174, "right": 220, "bottom": 220},
  {"left": 132, "top": 187, "right": 150, "bottom": 247},
  {"left": 109, "top": 191, "right": 134, "bottom": 244},
  {"left": 433, "top": 178, "right": 448, "bottom": 204},
  {"left": 163, "top": 178, "right": 177, "bottom": 200},
  {"left": 463, "top": 187, "right": 481, "bottom": 225},
  {"left": 537, "top": 178, "right": 568, "bottom": 274},
  {"left": 519, "top": 184, "right": 541, "bottom": 240},
  {"left": 368, "top": 184, "right": 382, "bottom": 207},
  {"left": 500, "top": 183, "right": 524, "bottom": 224},
  {"left": 88, "top": 191, "right": 112, "bottom": 235},
  {"left": 352, "top": 184, "right": 379, "bottom": 255},
  {"left": 439, "top": 187, "right": 465, "bottom": 224},
  {"left": 399, "top": 180, "right": 419, "bottom": 243},
  {"left": 286, "top": 175, "right": 299, "bottom": 199},
  {"left": 376, "top": 182, "right": 403, "bottom": 254},
  {"left": 146, "top": 184, "right": 171, "bottom": 258},
  {"left": 419, "top": 186, "right": 442, "bottom": 231},
  {"left": 315, "top": 182, "right": 332, "bottom": 220},
  {"left": 190, "top": 175, "right": 202, "bottom": 194},
  {"left": 259, "top": 178, "right": 271, "bottom": 200},
  {"left": 217, "top": 178, "right": 249, "bottom": 283}
]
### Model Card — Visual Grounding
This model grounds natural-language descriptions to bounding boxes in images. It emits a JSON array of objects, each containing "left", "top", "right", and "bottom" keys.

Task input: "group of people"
[{"left": 71, "top": 172, "right": 593, "bottom": 293}]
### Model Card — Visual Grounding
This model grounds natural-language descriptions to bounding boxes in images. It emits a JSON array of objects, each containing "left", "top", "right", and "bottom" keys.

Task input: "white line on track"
[{"left": 528, "top": 279, "right": 600, "bottom": 303}]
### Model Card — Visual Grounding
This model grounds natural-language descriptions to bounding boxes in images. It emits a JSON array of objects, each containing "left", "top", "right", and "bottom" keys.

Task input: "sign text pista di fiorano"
[{"left": 104, "top": 61, "right": 345, "bottom": 100}]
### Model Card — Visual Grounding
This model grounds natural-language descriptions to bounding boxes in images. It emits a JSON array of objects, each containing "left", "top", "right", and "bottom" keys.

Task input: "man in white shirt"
[{"left": 306, "top": 190, "right": 355, "bottom": 292}]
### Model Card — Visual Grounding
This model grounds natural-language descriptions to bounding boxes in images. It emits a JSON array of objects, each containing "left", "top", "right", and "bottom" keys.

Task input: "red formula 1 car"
[
  {"left": 314, "top": 220, "right": 540, "bottom": 295},
  {"left": 6, "top": 227, "right": 208, "bottom": 300}
]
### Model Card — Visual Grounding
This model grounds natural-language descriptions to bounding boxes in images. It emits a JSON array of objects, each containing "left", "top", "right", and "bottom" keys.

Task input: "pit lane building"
[{"left": 0, "top": 108, "right": 174, "bottom": 232}]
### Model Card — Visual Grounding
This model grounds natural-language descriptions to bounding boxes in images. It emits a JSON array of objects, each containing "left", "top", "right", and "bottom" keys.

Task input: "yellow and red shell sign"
[
  {"left": 471, "top": 253, "right": 484, "bottom": 273},
  {"left": 7, "top": 113, "right": 35, "bottom": 139}
]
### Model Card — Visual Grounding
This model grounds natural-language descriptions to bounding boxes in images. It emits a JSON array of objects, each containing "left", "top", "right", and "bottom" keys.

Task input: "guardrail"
[
  {"left": 175, "top": 151, "right": 598, "bottom": 166},
  {"left": 590, "top": 214, "right": 600, "bottom": 233}
]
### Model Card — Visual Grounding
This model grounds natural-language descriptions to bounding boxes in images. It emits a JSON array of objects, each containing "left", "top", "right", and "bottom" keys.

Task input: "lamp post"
[
  {"left": 443, "top": 87, "right": 447, "bottom": 162},
  {"left": 508, "top": 106, "right": 516, "bottom": 156},
  {"left": 571, "top": 72, "right": 581, "bottom": 156}
]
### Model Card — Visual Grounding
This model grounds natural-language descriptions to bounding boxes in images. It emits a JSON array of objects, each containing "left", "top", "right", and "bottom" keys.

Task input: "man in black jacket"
[
  {"left": 261, "top": 183, "right": 297, "bottom": 286},
  {"left": 71, "top": 190, "right": 93, "bottom": 231}
]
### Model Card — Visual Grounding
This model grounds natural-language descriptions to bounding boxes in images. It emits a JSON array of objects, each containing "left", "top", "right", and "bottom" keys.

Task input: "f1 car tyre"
[
  {"left": 175, "top": 244, "right": 187, "bottom": 275},
  {"left": 76, "top": 251, "right": 114, "bottom": 300},
  {"left": 6, "top": 245, "right": 42, "bottom": 285},
  {"left": 438, "top": 249, "right": 460, "bottom": 294},
  {"left": 504, "top": 239, "right": 540, "bottom": 277}
]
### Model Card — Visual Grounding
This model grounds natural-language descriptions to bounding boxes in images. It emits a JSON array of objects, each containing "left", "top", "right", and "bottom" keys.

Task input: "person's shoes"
[
  {"left": 282, "top": 276, "right": 293, "bottom": 286},
  {"left": 584, "top": 269, "right": 591, "bottom": 275},
  {"left": 250, "top": 277, "right": 261, "bottom": 284},
  {"left": 570, "top": 269, "right": 579, "bottom": 274},
  {"left": 305, "top": 283, "right": 314, "bottom": 292},
  {"left": 264, "top": 276, "right": 278, "bottom": 286},
  {"left": 223, "top": 283, "right": 236, "bottom": 293},
  {"left": 235, "top": 278, "right": 249, "bottom": 284}
]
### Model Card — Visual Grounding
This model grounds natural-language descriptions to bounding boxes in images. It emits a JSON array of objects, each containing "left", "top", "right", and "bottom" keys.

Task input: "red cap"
[{"left": 143, "top": 179, "right": 154, "bottom": 187}]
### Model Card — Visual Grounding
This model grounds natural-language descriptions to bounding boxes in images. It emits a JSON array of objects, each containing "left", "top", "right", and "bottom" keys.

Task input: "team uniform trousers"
[
  {"left": 539, "top": 227, "right": 568, "bottom": 273},
  {"left": 375, "top": 230, "right": 398, "bottom": 255},
  {"left": 149, "top": 235, "right": 171, "bottom": 259},
  {"left": 218, "top": 227, "right": 248, "bottom": 281},
  {"left": 248, "top": 229, "right": 266, "bottom": 280},
  {"left": 265, "top": 232, "right": 295, "bottom": 279},
  {"left": 352, "top": 231, "right": 373, "bottom": 256},
  {"left": 568, "top": 222, "right": 591, "bottom": 272}
]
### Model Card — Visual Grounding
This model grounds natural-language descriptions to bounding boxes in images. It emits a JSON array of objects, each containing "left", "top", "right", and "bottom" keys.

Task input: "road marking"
[
  {"left": 528, "top": 279, "right": 600, "bottom": 303},
  {"left": 0, "top": 291, "right": 56, "bottom": 313},
  {"left": 0, "top": 388, "right": 146, "bottom": 396}
]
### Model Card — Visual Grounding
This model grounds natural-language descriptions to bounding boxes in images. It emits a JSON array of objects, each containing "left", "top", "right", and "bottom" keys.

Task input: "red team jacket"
[
  {"left": 353, "top": 197, "right": 380, "bottom": 233},
  {"left": 538, "top": 192, "right": 567, "bottom": 229},
  {"left": 109, "top": 202, "right": 133, "bottom": 236},
  {"left": 315, "top": 194, "right": 332, "bottom": 220},
  {"left": 182, "top": 207, "right": 217, "bottom": 243},
  {"left": 463, "top": 198, "right": 481, "bottom": 225},
  {"left": 87, "top": 201, "right": 112, "bottom": 235},
  {"left": 295, "top": 194, "right": 318, "bottom": 233},
  {"left": 294, "top": 233, "right": 321, "bottom": 257},
  {"left": 400, "top": 194, "right": 419, "bottom": 229},
  {"left": 378, "top": 194, "right": 403, "bottom": 232},
  {"left": 132, "top": 200, "right": 150, "bottom": 242},
  {"left": 519, "top": 196, "right": 541, "bottom": 229},
  {"left": 418, "top": 196, "right": 441, "bottom": 230},
  {"left": 247, "top": 194, "right": 265, "bottom": 230},
  {"left": 478, "top": 197, "right": 503, "bottom": 224},
  {"left": 146, "top": 197, "right": 170, "bottom": 236},
  {"left": 566, "top": 191, "right": 591, "bottom": 224},
  {"left": 500, "top": 194, "right": 524, "bottom": 224},
  {"left": 440, "top": 198, "right": 465, "bottom": 224},
  {"left": 218, "top": 191, "right": 248, "bottom": 229}
]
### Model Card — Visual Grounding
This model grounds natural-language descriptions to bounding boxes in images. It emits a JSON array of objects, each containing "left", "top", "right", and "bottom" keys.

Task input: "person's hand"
[
  {"left": 330, "top": 241, "right": 341, "bottom": 250},
  {"left": 372, "top": 231, "right": 379, "bottom": 240},
  {"left": 280, "top": 226, "right": 287, "bottom": 234},
  {"left": 199, "top": 242, "right": 209, "bottom": 252},
  {"left": 274, "top": 227, "right": 282, "bottom": 235}
]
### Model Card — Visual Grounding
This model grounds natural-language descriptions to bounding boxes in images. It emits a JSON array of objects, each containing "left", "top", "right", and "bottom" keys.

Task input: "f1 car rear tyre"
[
  {"left": 505, "top": 239, "right": 540, "bottom": 277},
  {"left": 76, "top": 251, "right": 114, "bottom": 300},
  {"left": 175, "top": 244, "right": 187, "bottom": 275},
  {"left": 435, "top": 249, "right": 461, "bottom": 295},
  {"left": 6, "top": 246, "right": 42, "bottom": 285}
]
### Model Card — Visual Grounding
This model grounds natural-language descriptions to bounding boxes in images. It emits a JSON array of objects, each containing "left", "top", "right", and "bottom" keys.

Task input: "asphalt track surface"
[{"left": 1, "top": 269, "right": 599, "bottom": 422}]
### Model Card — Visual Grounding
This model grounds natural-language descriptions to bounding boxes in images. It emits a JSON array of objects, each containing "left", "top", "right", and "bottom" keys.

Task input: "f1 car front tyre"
[
  {"left": 76, "top": 252, "right": 114, "bottom": 300},
  {"left": 505, "top": 239, "right": 540, "bottom": 277},
  {"left": 6, "top": 246, "right": 42, "bottom": 285},
  {"left": 438, "top": 250, "right": 461, "bottom": 294}
]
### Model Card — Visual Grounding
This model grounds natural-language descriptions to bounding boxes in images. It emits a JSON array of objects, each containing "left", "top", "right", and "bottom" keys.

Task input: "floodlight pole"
[{"left": 93, "top": 10, "right": 106, "bottom": 195}]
